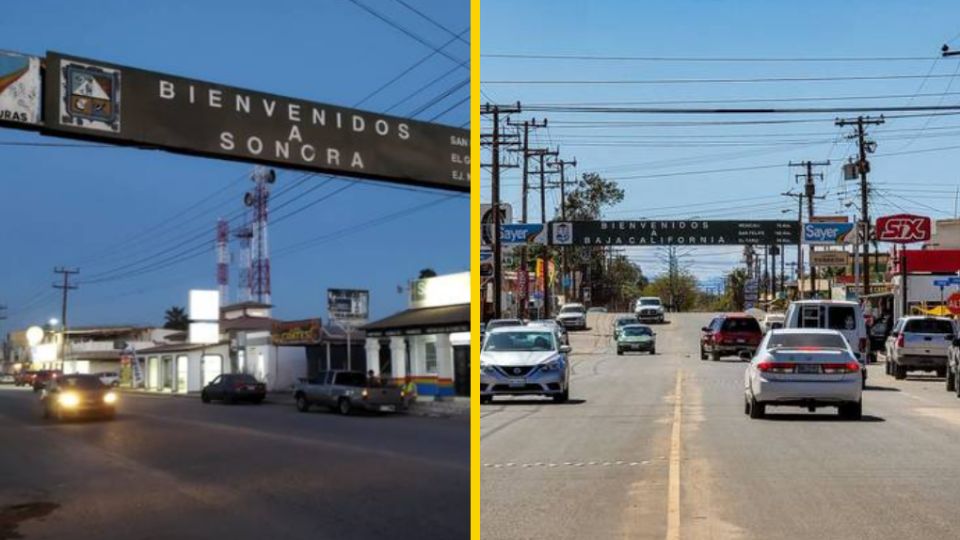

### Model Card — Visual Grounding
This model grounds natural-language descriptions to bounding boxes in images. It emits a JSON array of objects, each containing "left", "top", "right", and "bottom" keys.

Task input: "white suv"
[
  {"left": 634, "top": 297, "right": 665, "bottom": 323},
  {"left": 556, "top": 303, "right": 587, "bottom": 331}
]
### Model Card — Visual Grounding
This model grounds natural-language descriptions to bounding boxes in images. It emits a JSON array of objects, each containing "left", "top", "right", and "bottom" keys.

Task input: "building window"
[{"left": 425, "top": 341, "right": 438, "bottom": 374}]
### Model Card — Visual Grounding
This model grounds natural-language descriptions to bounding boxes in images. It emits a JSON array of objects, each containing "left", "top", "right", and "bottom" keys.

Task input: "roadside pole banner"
[{"left": 0, "top": 51, "right": 41, "bottom": 127}]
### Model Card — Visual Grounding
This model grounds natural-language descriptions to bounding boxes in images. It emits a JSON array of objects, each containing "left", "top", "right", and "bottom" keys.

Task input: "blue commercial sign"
[
  {"left": 499, "top": 223, "right": 546, "bottom": 246},
  {"left": 950, "top": 277, "right": 960, "bottom": 285},
  {"left": 802, "top": 222, "right": 855, "bottom": 245},
  {"left": 934, "top": 279, "right": 950, "bottom": 287}
]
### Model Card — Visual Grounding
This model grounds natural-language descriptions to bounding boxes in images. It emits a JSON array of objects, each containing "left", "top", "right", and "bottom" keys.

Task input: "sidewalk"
[{"left": 116, "top": 388, "right": 469, "bottom": 418}]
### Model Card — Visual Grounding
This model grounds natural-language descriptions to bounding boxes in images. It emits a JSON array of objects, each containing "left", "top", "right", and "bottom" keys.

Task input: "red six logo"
[{"left": 875, "top": 214, "right": 931, "bottom": 243}]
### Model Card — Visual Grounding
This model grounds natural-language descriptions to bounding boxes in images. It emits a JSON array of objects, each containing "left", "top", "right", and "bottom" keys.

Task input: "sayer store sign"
[
  {"left": 42, "top": 52, "right": 469, "bottom": 192},
  {"left": 802, "top": 222, "right": 855, "bottom": 245},
  {"left": 875, "top": 214, "right": 931, "bottom": 244}
]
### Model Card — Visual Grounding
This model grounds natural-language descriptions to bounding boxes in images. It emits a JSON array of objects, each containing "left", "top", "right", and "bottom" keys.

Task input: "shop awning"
[{"left": 364, "top": 304, "right": 470, "bottom": 337}]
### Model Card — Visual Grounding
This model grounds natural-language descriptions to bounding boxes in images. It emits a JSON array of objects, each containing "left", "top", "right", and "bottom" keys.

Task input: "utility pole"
[
  {"left": 530, "top": 147, "right": 559, "bottom": 318},
  {"left": 836, "top": 116, "right": 883, "bottom": 296},
  {"left": 552, "top": 157, "right": 577, "bottom": 300},
  {"left": 480, "top": 102, "right": 521, "bottom": 320},
  {"left": 789, "top": 160, "right": 829, "bottom": 298},
  {"left": 53, "top": 267, "right": 79, "bottom": 370},
  {"left": 507, "top": 118, "right": 548, "bottom": 320}
]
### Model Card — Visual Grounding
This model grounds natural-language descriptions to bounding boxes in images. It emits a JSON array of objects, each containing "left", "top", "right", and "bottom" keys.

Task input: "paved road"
[
  {"left": 481, "top": 312, "right": 960, "bottom": 540},
  {"left": 0, "top": 388, "right": 467, "bottom": 540}
]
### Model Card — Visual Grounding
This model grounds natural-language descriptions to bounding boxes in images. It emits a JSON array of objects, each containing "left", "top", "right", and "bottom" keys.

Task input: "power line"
[
  {"left": 344, "top": 0, "right": 467, "bottom": 67},
  {"left": 483, "top": 73, "right": 960, "bottom": 85},
  {"left": 481, "top": 52, "right": 937, "bottom": 62}
]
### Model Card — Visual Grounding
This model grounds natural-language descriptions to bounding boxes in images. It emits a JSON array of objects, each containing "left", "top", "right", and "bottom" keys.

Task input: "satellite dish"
[{"left": 244, "top": 192, "right": 254, "bottom": 206}]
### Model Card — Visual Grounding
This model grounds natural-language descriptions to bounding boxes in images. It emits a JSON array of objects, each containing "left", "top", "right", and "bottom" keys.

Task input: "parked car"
[
  {"left": 480, "top": 326, "right": 571, "bottom": 404},
  {"left": 700, "top": 313, "right": 764, "bottom": 361},
  {"left": 32, "top": 370, "right": 63, "bottom": 392},
  {"left": 616, "top": 324, "right": 656, "bottom": 355},
  {"left": 634, "top": 297, "right": 665, "bottom": 323},
  {"left": 41, "top": 374, "right": 118, "bottom": 421},
  {"left": 95, "top": 371, "right": 120, "bottom": 387},
  {"left": 556, "top": 303, "right": 588, "bottom": 331},
  {"left": 201, "top": 373, "right": 266, "bottom": 404},
  {"left": 613, "top": 316, "right": 640, "bottom": 340},
  {"left": 0, "top": 373, "right": 14, "bottom": 384},
  {"left": 886, "top": 316, "right": 955, "bottom": 381},
  {"left": 14, "top": 370, "right": 37, "bottom": 387},
  {"left": 528, "top": 319, "right": 569, "bottom": 346},
  {"left": 293, "top": 371, "right": 404, "bottom": 415},
  {"left": 784, "top": 300, "right": 869, "bottom": 363},
  {"left": 744, "top": 329, "right": 863, "bottom": 419}
]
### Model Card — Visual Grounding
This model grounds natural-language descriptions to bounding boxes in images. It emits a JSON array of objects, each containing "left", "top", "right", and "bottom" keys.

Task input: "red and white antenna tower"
[
  {"left": 247, "top": 167, "right": 274, "bottom": 304},
  {"left": 216, "top": 218, "right": 230, "bottom": 303}
]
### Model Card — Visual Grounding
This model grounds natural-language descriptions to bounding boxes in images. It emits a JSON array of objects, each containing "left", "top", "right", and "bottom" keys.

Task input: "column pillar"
[
  {"left": 364, "top": 338, "right": 380, "bottom": 376},
  {"left": 390, "top": 336, "right": 407, "bottom": 383},
  {"left": 435, "top": 333, "right": 453, "bottom": 399}
]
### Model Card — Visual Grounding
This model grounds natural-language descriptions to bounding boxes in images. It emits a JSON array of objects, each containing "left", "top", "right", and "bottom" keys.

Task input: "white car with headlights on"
[
  {"left": 480, "top": 326, "right": 571, "bottom": 404},
  {"left": 41, "top": 373, "right": 118, "bottom": 421},
  {"left": 744, "top": 329, "right": 863, "bottom": 420}
]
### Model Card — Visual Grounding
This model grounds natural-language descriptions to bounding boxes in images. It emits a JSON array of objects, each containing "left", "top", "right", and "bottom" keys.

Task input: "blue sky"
[
  {"left": 481, "top": 0, "right": 960, "bottom": 284},
  {"left": 0, "top": 0, "right": 468, "bottom": 331}
]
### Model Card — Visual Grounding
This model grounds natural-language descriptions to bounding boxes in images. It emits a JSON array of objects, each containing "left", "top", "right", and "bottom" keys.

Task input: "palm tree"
[
  {"left": 418, "top": 268, "right": 438, "bottom": 279},
  {"left": 163, "top": 306, "right": 189, "bottom": 330}
]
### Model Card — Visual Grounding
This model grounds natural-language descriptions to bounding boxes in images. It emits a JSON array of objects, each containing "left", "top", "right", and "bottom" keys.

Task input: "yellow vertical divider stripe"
[{"left": 469, "top": 0, "right": 480, "bottom": 538}]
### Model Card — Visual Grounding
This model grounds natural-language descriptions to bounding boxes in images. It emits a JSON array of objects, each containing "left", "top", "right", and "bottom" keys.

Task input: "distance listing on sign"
[{"left": 42, "top": 52, "right": 469, "bottom": 192}]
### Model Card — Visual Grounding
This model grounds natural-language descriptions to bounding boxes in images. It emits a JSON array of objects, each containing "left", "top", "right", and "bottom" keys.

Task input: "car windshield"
[
  {"left": 640, "top": 299, "right": 661, "bottom": 306},
  {"left": 767, "top": 333, "right": 848, "bottom": 349},
  {"left": 904, "top": 319, "right": 955, "bottom": 334},
  {"left": 722, "top": 318, "right": 761, "bottom": 332},
  {"left": 484, "top": 331, "right": 556, "bottom": 352},
  {"left": 622, "top": 326, "right": 652, "bottom": 337},
  {"left": 560, "top": 306, "right": 584, "bottom": 314},
  {"left": 59, "top": 376, "right": 106, "bottom": 390}
]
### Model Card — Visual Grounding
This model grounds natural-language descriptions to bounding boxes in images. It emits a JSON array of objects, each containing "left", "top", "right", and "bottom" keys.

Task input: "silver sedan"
[{"left": 744, "top": 329, "right": 863, "bottom": 420}]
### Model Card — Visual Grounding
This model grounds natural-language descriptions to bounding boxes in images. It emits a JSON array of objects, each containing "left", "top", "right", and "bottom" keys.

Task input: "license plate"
[
  {"left": 736, "top": 338, "right": 745, "bottom": 344},
  {"left": 508, "top": 379, "right": 526, "bottom": 387},
  {"left": 797, "top": 364, "right": 820, "bottom": 374},
  {"left": 380, "top": 405, "right": 396, "bottom": 412}
]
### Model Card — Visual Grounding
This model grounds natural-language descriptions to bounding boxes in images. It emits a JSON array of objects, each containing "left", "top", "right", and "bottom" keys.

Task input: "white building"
[{"left": 364, "top": 272, "right": 470, "bottom": 399}]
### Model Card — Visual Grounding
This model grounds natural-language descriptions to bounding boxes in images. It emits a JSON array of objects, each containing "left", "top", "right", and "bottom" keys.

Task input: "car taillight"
[
  {"left": 361, "top": 388, "right": 369, "bottom": 399},
  {"left": 822, "top": 362, "right": 861, "bottom": 374},
  {"left": 896, "top": 333, "right": 904, "bottom": 348},
  {"left": 757, "top": 361, "right": 796, "bottom": 373}
]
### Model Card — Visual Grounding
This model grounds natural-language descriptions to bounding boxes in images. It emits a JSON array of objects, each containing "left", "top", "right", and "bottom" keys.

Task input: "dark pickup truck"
[{"left": 293, "top": 371, "right": 404, "bottom": 415}]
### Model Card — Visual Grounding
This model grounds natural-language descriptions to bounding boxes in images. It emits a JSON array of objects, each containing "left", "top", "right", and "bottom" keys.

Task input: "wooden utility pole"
[
  {"left": 789, "top": 160, "right": 829, "bottom": 298},
  {"left": 835, "top": 116, "right": 884, "bottom": 296},
  {"left": 530, "top": 148, "right": 558, "bottom": 317},
  {"left": 552, "top": 157, "right": 577, "bottom": 300},
  {"left": 507, "top": 118, "right": 548, "bottom": 320},
  {"left": 53, "top": 267, "right": 79, "bottom": 370}
]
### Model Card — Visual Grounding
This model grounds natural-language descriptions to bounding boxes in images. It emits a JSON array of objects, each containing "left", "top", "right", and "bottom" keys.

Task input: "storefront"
[
  {"left": 136, "top": 342, "right": 230, "bottom": 393},
  {"left": 364, "top": 272, "right": 470, "bottom": 399}
]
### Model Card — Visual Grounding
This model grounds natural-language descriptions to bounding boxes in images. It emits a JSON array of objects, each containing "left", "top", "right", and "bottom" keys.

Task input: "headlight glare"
[
  {"left": 103, "top": 392, "right": 118, "bottom": 404},
  {"left": 58, "top": 392, "right": 80, "bottom": 407}
]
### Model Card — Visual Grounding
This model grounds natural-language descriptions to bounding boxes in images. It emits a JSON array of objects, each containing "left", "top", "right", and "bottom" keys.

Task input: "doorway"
[{"left": 453, "top": 345, "right": 470, "bottom": 397}]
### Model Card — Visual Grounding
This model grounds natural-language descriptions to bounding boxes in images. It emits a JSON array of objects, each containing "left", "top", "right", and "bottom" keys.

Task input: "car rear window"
[
  {"left": 616, "top": 318, "right": 636, "bottom": 326},
  {"left": 722, "top": 317, "right": 761, "bottom": 332},
  {"left": 768, "top": 333, "right": 848, "bottom": 349},
  {"left": 622, "top": 326, "right": 652, "bottom": 336},
  {"left": 229, "top": 374, "right": 259, "bottom": 383},
  {"left": 904, "top": 319, "right": 955, "bottom": 334},
  {"left": 335, "top": 372, "right": 367, "bottom": 387},
  {"left": 827, "top": 306, "right": 857, "bottom": 331}
]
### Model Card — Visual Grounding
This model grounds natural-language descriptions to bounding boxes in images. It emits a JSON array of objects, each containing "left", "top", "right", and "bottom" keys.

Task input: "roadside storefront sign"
[
  {"left": 811, "top": 250, "right": 848, "bottom": 268},
  {"left": 875, "top": 214, "right": 931, "bottom": 244},
  {"left": 803, "top": 222, "right": 855, "bottom": 245},
  {"left": 271, "top": 319, "right": 322, "bottom": 345},
  {"left": 500, "top": 223, "right": 546, "bottom": 246}
]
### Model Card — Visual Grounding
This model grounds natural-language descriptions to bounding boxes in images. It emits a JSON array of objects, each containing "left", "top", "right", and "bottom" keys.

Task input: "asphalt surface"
[
  {"left": 0, "top": 388, "right": 467, "bottom": 540},
  {"left": 481, "top": 311, "right": 960, "bottom": 540}
]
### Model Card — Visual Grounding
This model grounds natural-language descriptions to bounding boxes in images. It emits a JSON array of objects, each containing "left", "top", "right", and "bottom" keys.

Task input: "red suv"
[
  {"left": 32, "top": 370, "right": 63, "bottom": 392},
  {"left": 700, "top": 313, "right": 763, "bottom": 361}
]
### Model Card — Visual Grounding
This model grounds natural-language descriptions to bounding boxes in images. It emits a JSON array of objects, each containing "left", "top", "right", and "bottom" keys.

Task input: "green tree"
[
  {"left": 418, "top": 268, "right": 438, "bottom": 279},
  {"left": 642, "top": 271, "right": 701, "bottom": 312},
  {"left": 163, "top": 306, "right": 189, "bottom": 330}
]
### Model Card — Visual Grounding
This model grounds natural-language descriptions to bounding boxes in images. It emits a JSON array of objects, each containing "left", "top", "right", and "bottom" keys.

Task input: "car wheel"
[
  {"left": 955, "top": 372, "right": 960, "bottom": 398},
  {"left": 700, "top": 345, "right": 707, "bottom": 361},
  {"left": 295, "top": 394, "right": 310, "bottom": 412},
  {"left": 616, "top": 348, "right": 623, "bottom": 356},
  {"left": 201, "top": 391, "right": 210, "bottom": 403},
  {"left": 743, "top": 398, "right": 750, "bottom": 415},
  {"left": 338, "top": 398, "right": 352, "bottom": 415},
  {"left": 480, "top": 395, "right": 492, "bottom": 405},
  {"left": 947, "top": 368, "right": 956, "bottom": 392},
  {"left": 711, "top": 350, "right": 721, "bottom": 362},
  {"left": 553, "top": 388, "right": 569, "bottom": 403},
  {"left": 748, "top": 396, "right": 765, "bottom": 419},
  {"left": 650, "top": 348, "right": 656, "bottom": 355},
  {"left": 839, "top": 401, "right": 863, "bottom": 420},
  {"left": 937, "top": 367, "right": 948, "bottom": 379},
  {"left": 885, "top": 359, "right": 892, "bottom": 376}
]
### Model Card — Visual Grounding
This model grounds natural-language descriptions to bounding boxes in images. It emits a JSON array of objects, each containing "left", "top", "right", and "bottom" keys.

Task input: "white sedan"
[{"left": 744, "top": 329, "right": 863, "bottom": 420}]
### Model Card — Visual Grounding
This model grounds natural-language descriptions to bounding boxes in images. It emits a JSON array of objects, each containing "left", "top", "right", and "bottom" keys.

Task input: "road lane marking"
[{"left": 667, "top": 369, "right": 682, "bottom": 540}]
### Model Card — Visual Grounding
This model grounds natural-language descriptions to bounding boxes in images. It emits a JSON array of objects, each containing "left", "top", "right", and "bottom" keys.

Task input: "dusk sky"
[
  {"left": 0, "top": 0, "right": 468, "bottom": 331},
  {"left": 482, "top": 0, "right": 960, "bottom": 283}
]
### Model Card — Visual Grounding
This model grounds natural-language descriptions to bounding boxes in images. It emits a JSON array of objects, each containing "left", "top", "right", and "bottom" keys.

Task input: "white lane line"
[{"left": 666, "top": 369, "right": 682, "bottom": 540}]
